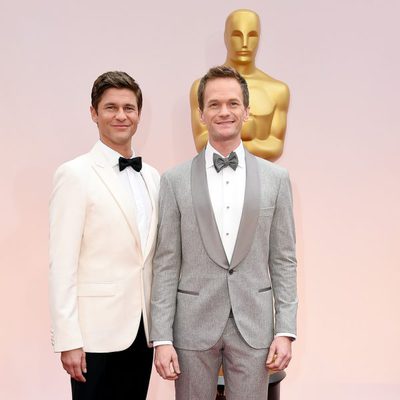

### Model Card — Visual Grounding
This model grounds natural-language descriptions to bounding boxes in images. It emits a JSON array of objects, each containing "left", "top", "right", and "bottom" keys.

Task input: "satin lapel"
[
  {"left": 230, "top": 150, "right": 260, "bottom": 269},
  {"left": 89, "top": 144, "right": 142, "bottom": 255},
  {"left": 191, "top": 151, "right": 229, "bottom": 269},
  {"left": 140, "top": 166, "right": 158, "bottom": 262}
]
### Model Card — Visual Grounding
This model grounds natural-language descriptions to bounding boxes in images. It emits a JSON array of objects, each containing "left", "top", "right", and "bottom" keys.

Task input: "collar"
[
  {"left": 97, "top": 140, "right": 136, "bottom": 168},
  {"left": 205, "top": 142, "right": 245, "bottom": 169}
]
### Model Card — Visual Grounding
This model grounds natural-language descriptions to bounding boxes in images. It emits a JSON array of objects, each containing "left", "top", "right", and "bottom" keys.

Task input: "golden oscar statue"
[{"left": 190, "top": 9, "right": 290, "bottom": 161}]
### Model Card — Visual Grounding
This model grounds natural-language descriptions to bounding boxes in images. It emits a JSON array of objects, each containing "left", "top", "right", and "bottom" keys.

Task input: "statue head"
[{"left": 224, "top": 9, "right": 260, "bottom": 66}]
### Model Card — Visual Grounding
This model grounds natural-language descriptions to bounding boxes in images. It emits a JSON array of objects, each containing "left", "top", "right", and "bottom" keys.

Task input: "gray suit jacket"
[{"left": 150, "top": 149, "right": 297, "bottom": 350}]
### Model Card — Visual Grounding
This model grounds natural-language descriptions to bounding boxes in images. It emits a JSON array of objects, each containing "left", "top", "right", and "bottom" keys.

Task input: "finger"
[
  {"left": 163, "top": 361, "right": 177, "bottom": 379},
  {"left": 154, "top": 360, "right": 166, "bottom": 379},
  {"left": 73, "top": 363, "right": 86, "bottom": 383},
  {"left": 273, "top": 352, "right": 291, "bottom": 371},
  {"left": 81, "top": 352, "right": 87, "bottom": 374},
  {"left": 266, "top": 349, "right": 276, "bottom": 366},
  {"left": 274, "top": 353, "right": 285, "bottom": 369},
  {"left": 167, "top": 363, "right": 179, "bottom": 380},
  {"left": 266, "top": 345, "right": 276, "bottom": 365},
  {"left": 61, "top": 359, "right": 75, "bottom": 377},
  {"left": 172, "top": 353, "right": 181, "bottom": 375},
  {"left": 278, "top": 354, "right": 291, "bottom": 370}
]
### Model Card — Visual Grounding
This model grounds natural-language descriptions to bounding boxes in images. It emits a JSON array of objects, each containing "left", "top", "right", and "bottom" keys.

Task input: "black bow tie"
[
  {"left": 213, "top": 152, "right": 239, "bottom": 173},
  {"left": 118, "top": 156, "right": 142, "bottom": 172}
]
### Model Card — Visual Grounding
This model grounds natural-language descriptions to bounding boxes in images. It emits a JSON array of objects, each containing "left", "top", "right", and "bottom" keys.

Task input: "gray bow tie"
[{"left": 213, "top": 152, "right": 238, "bottom": 173}]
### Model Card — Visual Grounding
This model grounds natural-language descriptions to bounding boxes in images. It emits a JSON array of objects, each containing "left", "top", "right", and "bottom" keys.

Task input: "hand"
[
  {"left": 154, "top": 344, "right": 181, "bottom": 380},
  {"left": 266, "top": 337, "right": 292, "bottom": 371},
  {"left": 61, "top": 348, "right": 87, "bottom": 382}
]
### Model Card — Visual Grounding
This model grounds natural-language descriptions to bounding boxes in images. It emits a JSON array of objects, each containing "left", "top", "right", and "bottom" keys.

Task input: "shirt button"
[
  {"left": 226, "top": 232, "right": 229, "bottom": 236},
  {"left": 229, "top": 270, "right": 234, "bottom": 275},
  {"left": 226, "top": 181, "right": 229, "bottom": 184},
  {"left": 226, "top": 206, "right": 230, "bottom": 209}
]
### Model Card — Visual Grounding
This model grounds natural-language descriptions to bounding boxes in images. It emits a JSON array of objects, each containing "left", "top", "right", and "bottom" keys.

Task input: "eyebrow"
[
  {"left": 103, "top": 102, "right": 136, "bottom": 107},
  {"left": 206, "top": 98, "right": 242, "bottom": 104}
]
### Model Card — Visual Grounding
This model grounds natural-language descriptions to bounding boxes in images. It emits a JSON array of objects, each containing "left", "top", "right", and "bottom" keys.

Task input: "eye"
[{"left": 231, "top": 30, "right": 243, "bottom": 38}]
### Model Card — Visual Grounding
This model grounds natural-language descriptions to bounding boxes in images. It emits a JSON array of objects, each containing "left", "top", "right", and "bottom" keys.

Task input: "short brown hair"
[
  {"left": 197, "top": 65, "right": 249, "bottom": 111},
  {"left": 91, "top": 71, "right": 143, "bottom": 112}
]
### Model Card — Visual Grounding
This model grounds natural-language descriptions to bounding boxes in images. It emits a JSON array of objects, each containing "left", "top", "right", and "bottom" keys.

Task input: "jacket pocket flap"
[
  {"left": 177, "top": 289, "right": 199, "bottom": 296},
  {"left": 78, "top": 283, "right": 116, "bottom": 297}
]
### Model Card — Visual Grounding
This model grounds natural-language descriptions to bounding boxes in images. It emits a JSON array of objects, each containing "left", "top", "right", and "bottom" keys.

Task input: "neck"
[
  {"left": 100, "top": 138, "right": 133, "bottom": 158},
  {"left": 210, "top": 138, "right": 240, "bottom": 157},
  {"left": 225, "top": 59, "right": 256, "bottom": 76}
]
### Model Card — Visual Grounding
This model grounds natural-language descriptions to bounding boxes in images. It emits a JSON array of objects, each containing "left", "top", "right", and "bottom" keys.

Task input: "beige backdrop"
[{"left": 1, "top": 0, "right": 399, "bottom": 399}]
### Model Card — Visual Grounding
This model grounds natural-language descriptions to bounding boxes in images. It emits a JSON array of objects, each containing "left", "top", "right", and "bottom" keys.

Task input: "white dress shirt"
[
  {"left": 205, "top": 142, "right": 246, "bottom": 263},
  {"left": 98, "top": 141, "right": 152, "bottom": 251}
]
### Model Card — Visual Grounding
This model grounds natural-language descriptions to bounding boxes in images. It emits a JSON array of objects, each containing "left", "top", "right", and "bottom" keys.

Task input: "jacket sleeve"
[
  {"left": 49, "top": 161, "right": 87, "bottom": 352},
  {"left": 150, "top": 173, "right": 182, "bottom": 342},
  {"left": 268, "top": 169, "right": 298, "bottom": 337}
]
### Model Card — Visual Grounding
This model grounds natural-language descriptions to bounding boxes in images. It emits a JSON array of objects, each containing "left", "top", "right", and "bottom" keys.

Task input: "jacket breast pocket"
[{"left": 77, "top": 283, "right": 116, "bottom": 297}]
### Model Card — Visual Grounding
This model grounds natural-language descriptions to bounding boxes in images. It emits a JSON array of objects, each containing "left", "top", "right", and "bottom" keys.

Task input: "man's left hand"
[{"left": 266, "top": 336, "right": 292, "bottom": 371}]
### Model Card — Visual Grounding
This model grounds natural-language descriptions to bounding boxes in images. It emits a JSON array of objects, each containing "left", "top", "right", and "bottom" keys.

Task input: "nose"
[
  {"left": 115, "top": 107, "right": 127, "bottom": 120},
  {"left": 242, "top": 34, "right": 248, "bottom": 48},
  {"left": 219, "top": 103, "right": 230, "bottom": 116}
]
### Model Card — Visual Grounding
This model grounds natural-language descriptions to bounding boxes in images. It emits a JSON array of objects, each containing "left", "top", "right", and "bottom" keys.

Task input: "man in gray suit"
[{"left": 151, "top": 66, "right": 297, "bottom": 399}]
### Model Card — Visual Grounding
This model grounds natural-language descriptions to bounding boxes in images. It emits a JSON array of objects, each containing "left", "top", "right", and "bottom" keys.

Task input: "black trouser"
[{"left": 71, "top": 318, "right": 153, "bottom": 400}]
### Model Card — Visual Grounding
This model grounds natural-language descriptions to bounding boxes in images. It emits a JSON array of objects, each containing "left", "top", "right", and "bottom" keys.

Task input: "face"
[
  {"left": 200, "top": 78, "right": 249, "bottom": 146},
  {"left": 225, "top": 11, "right": 260, "bottom": 65},
  {"left": 90, "top": 88, "right": 140, "bottom": 150}
]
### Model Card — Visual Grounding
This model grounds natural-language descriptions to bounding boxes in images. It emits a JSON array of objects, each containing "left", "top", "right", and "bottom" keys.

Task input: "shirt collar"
[
  {"left": 97, "top": 140, "right": 136, "bottom": 168},
  {"left": 205, "top": 142, "right": 245, "bottom": 169}
]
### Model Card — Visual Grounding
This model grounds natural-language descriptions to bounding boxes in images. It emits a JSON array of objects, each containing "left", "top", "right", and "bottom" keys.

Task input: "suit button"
[{"left": 229, "top": 269, "right": 234, "bottom": 275}]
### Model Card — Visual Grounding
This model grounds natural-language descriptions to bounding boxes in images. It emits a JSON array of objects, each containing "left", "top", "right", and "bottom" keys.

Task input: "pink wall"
[{"left": 1, "top": 1, "right": 399, "bottom": 399}]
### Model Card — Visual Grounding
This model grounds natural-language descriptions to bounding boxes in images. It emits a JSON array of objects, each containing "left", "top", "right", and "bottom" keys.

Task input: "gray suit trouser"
[{"left": 175, "top": 317, "right": 270, "bottom": 400}]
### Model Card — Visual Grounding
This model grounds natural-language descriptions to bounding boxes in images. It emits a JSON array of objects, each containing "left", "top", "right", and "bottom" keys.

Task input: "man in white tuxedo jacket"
[
  {"left": 151, "top": 66, "right": 297, "bottom": 399},
  {"left": 49, "top": 71, "right": 159, "bottom": 399}
]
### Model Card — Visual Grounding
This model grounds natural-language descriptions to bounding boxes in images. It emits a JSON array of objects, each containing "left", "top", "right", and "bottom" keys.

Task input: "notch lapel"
[
  {"left": 191, "top": 151, "right": 229, "bottom": 270},
  {"left": 230, "top": 150, "right": 260, "bottom": 269}
]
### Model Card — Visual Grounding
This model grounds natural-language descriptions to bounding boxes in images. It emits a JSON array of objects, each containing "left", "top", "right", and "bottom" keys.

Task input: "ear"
[
  {"left": 199, "top": 108, "right": 206, "bottom": 125},
  {"left": 243, "top": 106, "right": 250, "bottom": 121},
  {"left": 90, "top": 106, "right": 98, "bottom": 124}
]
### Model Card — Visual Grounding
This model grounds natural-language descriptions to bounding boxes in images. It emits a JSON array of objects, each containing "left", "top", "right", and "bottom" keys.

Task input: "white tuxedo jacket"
[{"left": 49, "top": 142, "right": 159, "bottom": 353}]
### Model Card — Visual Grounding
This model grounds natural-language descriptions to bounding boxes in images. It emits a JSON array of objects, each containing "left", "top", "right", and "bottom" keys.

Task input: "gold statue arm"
[
  {"left": 243, "top": 82, "right": 290, "bottom": 161},
  {"left": 190, "top": 79, "right": 209, "bottom": 152}
]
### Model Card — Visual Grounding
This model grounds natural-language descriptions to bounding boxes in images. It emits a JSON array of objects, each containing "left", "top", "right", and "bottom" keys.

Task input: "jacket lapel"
[
  {"left": 191, "top": 151, "right": 229, "bottom": 270},
  {"left": 89, "top": 143, "right": 142, "bottom": 256},
  {"left": 230, "top": 150, "right": 260, "bottom": 269}
]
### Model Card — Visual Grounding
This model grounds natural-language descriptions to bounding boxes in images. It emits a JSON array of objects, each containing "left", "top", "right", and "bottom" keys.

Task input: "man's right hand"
[
  {"left": 154, "top": 344, "right": 181, "bottom": 380},
  {"left": 61, "top": 348, "right": 87, "bottom": 382}
]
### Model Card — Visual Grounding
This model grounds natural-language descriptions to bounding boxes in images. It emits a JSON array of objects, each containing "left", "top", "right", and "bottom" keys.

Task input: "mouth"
[
  {"left": 237, "top": 51, "right": 251, "bottom": 56},
  {"left": 216, "top": 121, "right": 234, "bottom": 127},
  {"left": 111, "top": 125, "right": 130, "bottom": 128}
]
